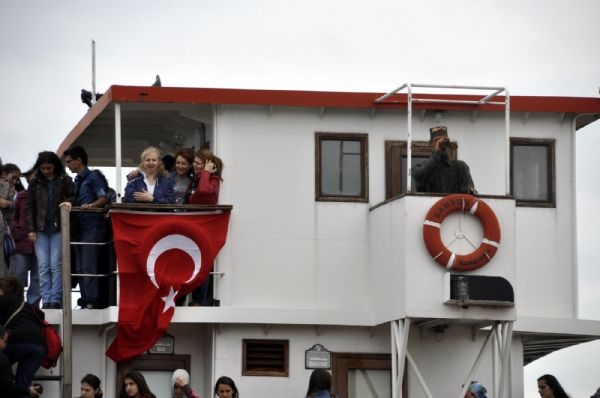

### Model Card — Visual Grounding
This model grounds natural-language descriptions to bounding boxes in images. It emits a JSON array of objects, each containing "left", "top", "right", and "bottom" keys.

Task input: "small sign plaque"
[
  {"left": 305, "top": 343, "right": 331, "bottom": 369},
  {"left": 148, "top": 334, "right": 174, "bottom": 354}
]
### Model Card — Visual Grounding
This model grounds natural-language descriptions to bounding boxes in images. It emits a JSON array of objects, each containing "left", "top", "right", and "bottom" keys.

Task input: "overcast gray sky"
[{"left": 1, "top": 1, "right": 599, "bottom": 396}]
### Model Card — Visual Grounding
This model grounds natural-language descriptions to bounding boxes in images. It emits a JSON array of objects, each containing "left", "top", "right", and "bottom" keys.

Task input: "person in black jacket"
[
  {"left": 0, "top": 324, "right": 41, "bottom": 396},
  {"left": 0, "top": 276, "right": 46, "bottom": 391},
  {"left": 25, "top": 151, "right": 74, "bottom": 309}
]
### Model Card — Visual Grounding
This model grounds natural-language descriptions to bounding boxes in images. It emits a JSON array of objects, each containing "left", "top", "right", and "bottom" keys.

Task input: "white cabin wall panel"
[
  {"left": 370, "top": 200, "right": 408, "bottom": 324},
  {"left": 226, "top": 237, "right": 317, "bottom": 308},
  {"left": 402, "top": 196, "right": 516, "bottom": 320},
  {"left": 315, "top": 240, "right": 372, "bottom": 309},
  {"left": 515, "top": 210, "right": 573, "bottom": 317},
  {"left": 213, "top": 324, "right": 390, "bottom": 398},
  {"left": 512, "top": 117, "right": 575, "bottom": 318},
  {"left": 215, "top": 107, "right": 381, "bottom": 311}
]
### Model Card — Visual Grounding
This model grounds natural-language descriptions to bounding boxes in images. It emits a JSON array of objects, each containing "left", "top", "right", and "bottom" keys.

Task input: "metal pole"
[
  {"left": 505, "top": 90, "right": 511, "bottom": 195},
  {"left": 391, "top": 322, "right": 398, "bottom": 398},
  {"left": 407, "top": 84, "right": 413, "bottom": 192},
  {"left": 91, "top": 40, "right": 96, "bottom": 105},
  {"left": 60, "top": 205, "right": 72, "bottom": 398},
  {"left": 114, "top": 103, "right": 122, "bottom": 203}
]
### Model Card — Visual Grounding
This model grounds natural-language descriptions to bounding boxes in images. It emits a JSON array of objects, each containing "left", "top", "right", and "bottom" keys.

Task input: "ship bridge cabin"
[{"left": 38, "top": 84, "right": 600, "bottom": 398}]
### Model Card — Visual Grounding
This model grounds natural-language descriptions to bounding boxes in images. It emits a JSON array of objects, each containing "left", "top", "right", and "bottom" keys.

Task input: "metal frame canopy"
[{"left": 374, "top": 83, "right": 510, "bottom": 194}]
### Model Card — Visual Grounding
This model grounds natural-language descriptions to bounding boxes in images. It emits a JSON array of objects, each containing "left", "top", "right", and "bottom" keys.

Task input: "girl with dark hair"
[
  {"left": 537, "top": 374, "right": 570, "bottom": 398},
  {"left": 79, "top": 373, "right": 103, "bottom": 398},
  {"left": 169, "top": 148, "right": 195, "bottom": 204},
  {"left": 119, "top": 371, "right": 156, "bottom": 398},
  {"left": 305, "top": 369, "right": 335, "bottom": 398},
  {"left": 213, "top": 375, "right": 239, "bottom": 398},
  {"left": 25, "top": 151, "right": 74, "bottom": 309}
]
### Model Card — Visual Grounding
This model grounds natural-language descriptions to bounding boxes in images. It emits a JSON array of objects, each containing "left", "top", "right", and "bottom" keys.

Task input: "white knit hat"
[{"left": 172, "top": 369, "right": 190, "bottom": 388}]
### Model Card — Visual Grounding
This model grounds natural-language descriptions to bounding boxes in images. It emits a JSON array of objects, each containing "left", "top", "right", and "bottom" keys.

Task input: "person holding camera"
[
  {"left": 0, "top": 324, "right": 42, "bottom": 396},
  {"left": 412, "top": 126, "right": 476, "bottom": 194}
]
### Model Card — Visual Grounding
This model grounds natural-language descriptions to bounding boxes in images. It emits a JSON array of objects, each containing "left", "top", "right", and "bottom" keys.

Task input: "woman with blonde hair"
[{"left": 123, "top": 146, "right": 174, "bottom": 204}]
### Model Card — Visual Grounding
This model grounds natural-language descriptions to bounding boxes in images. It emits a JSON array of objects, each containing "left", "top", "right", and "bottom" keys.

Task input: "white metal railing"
[{"left": 374, "top": 83, "right": 510, "bottom": 194}]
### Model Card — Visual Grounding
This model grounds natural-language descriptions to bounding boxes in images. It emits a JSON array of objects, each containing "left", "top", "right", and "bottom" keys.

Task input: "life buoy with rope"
[{"left": 423, "top": 194, "right": 501, "bottom": 271}]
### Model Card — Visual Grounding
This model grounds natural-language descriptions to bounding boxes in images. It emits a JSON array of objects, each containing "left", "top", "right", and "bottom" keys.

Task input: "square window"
[
  {"left": 384, "top": 140, "right": 458, "bottom": 199},
  {"left": 242, "top": 339, "right": 289, "bottom": 377},
  {"left": 315, "top": 133, "right": 368, "bottom": 202},
  {"left": 510, "top": 138, "right": 555, "bottom": 207}
]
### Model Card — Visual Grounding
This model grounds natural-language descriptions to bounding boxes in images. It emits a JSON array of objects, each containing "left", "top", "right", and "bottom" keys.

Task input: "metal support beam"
[{"left": 391, "top": 319, "right": 411, "bottom": 398}]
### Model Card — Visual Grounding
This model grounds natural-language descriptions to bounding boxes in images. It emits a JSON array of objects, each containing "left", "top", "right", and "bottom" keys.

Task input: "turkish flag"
[{"left": 106, "top": 210, "right": 231, "bottom": 362}]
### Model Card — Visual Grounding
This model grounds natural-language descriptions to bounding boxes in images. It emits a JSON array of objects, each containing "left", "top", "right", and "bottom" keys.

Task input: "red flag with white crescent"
[{"left": 106, "top": 210, "right": 230, "bottom": 362}]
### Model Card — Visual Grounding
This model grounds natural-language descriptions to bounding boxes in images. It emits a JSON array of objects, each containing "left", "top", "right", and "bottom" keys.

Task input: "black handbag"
[{"left": 2, "top": 214, "right": 16, "bottom": 258}]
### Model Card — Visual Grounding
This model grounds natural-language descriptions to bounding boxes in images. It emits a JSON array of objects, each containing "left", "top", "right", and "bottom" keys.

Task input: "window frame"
[
  {"left": 384, "top": 140, "right": 458, "bottom": 199},
  {"left": 510, "top": 137, "right": 556, "bottom": 208},
  {"left": 315, "top": 132, "right": 369, "bottom": 202}
]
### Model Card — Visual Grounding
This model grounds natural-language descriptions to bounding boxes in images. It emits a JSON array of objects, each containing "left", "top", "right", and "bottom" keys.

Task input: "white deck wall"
[{"left": 214, "top": 105, "right": 576, "bottom": 321}]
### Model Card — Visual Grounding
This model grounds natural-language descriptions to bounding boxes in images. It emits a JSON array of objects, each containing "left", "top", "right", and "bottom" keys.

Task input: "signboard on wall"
[{"left": 305, "top": 343, "right": 331, "bottom": 369}]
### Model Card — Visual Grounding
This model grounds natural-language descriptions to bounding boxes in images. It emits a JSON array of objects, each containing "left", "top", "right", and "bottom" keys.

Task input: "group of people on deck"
[{"left": 0, "top": 144, "right": 224, "bottom": 396}]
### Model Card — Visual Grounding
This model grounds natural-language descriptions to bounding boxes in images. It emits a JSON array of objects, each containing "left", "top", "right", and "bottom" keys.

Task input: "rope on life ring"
[{"left": 423, "top": 194, "right": 501, "bottom": 271}]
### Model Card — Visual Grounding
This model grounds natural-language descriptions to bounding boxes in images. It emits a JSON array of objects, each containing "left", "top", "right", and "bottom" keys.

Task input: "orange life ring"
[{"left": 423, "top": 194, "right": 501, "bottom": 271}]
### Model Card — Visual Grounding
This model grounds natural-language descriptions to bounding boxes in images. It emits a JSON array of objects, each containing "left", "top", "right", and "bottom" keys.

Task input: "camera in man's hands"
[
  {"left": 33, "top": 383, "right": 43, "bottom": 394},
  {"left": 438, "top": 138, "right": 450, "bottom": 149}
]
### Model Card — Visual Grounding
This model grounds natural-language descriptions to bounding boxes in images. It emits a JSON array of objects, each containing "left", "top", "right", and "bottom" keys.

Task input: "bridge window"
[
  {"left": 384, "top": 140, "right": 458, "bottom": 198},
  {"left": 510, "top": 138, "right": 555, "bottom": 207},
  {"left": 315, "top": 132, "right": 368, "bottom": 202}
]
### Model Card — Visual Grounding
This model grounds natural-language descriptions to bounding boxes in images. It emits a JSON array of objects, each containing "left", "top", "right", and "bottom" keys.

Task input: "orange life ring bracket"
[{"left": 423, "top": 194, "right": 501, "bottom": 271}]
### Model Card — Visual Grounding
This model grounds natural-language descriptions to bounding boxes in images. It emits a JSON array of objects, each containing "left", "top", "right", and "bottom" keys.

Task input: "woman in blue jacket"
[{"left": 123, "top": 147, "right": 174, "bottom": 204}]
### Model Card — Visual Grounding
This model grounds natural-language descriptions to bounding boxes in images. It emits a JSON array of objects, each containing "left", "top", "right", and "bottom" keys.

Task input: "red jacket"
[
  {"left": 10, "top": 190, "right": 33, "bottom": 254},
  {"left": 187, "top": 170, "right": 221, "bottom": 205}
]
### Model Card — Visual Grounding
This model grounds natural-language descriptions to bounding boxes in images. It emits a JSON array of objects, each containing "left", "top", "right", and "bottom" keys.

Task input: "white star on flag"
[{"left": 161, "top": 286, "right": 178, "bottom": 313}]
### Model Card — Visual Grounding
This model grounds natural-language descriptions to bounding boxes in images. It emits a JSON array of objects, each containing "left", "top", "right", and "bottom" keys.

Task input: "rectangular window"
[
  {"left": 384, "top": 140, "right": 457, "bottom": 199},
  {"left": 315, "top": 132, "right": 368, "bottom": 202},
  {"left": 242, "top": 339, "right": 289, "bottom": 377},
  {"left": 510, "top": 138, "right": 555, "bottom": 207}
]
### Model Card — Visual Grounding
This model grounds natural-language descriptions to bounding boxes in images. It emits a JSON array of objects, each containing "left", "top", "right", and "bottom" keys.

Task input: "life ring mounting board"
[{"left": 423, "top": 194, "right": 501, "bottom": 271}]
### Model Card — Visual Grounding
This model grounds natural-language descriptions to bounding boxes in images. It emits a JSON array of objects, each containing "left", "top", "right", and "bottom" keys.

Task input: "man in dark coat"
[
  {"left": 412, "top": 126, "right": 476, "bottom": 194},
  {"left": 0, "top": 324, "right": 41, "bottom": 397}
]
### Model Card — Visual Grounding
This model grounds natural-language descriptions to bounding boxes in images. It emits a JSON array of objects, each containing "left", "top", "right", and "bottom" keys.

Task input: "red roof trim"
[
  {"left": 104, "top": 85, "right": 600, "bottom": 113},
  {"left": 58, "top": 85, "right": 600, "bottom": 154}
]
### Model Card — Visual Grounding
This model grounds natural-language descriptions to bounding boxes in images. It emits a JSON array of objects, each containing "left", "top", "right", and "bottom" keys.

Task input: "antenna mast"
[{"left": 91, "top": 40, "right": 96, "bottom": 105}]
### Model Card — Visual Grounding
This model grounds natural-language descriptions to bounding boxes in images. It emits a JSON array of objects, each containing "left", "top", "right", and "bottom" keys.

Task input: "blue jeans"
[
  {"left": 9, "top": 252, "right": 41, "bottom": 307},
  {"left": 4, "top": 342, "right": 46, "bottom": 388},
  {"left": 74, "top": 224, "right": 106, "bottom": 306},
  {"left": 35, "top": 231, "right": 62, "bottom": 304}
]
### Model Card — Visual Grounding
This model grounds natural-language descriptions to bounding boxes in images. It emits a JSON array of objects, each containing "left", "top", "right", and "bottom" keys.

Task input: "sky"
[{"left": 1, "top": 1, "right": 599, "bottom": 396}]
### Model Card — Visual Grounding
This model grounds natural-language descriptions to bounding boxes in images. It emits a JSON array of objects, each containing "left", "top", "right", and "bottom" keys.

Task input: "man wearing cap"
[{"left": 411, "top": 126, "right": 476, "bottom": 194}]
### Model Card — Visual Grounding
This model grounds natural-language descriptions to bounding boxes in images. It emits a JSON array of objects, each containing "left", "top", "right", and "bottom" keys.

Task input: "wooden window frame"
[
  {"left": 510, "top": 137, "right": 556, "bottom": 208},
  {"left": 315, "top": 132, "right": 369, "bottom": 202},
  {"left": 384, "top": 140, "right": 458, "bottom": 199},
  {"left": 242, "top": 339, "right": 289, "bottom": 377}
]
